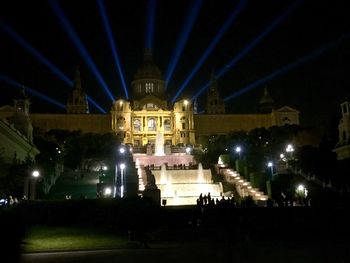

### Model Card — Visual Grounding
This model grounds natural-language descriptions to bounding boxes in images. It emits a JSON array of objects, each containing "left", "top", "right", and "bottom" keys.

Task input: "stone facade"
[
  {"left": 30, "top": 113, "right": 111, "bottom": 134},
  {"left": 0, "top": 118, "right": 39, "bottom": 164}
]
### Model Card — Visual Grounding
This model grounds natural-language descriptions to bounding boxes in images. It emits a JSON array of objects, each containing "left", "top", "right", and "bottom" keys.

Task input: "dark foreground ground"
[
  {"left": 1, "top": 200, "right": 350, "bottom": 263},
  {"left": 20, "top": 243, "right": 348, "bottom": 263},
  {"left": 20, "top": 226, "right": 349, "bottom": 263}
]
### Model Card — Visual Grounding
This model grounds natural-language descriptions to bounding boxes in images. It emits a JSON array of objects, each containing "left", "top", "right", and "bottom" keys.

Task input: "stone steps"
[{"left": 221, "top": 168, "right": 268, "bottom": 204}]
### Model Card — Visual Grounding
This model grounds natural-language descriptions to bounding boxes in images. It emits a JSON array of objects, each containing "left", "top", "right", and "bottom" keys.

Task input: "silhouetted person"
[
  {"left": 199, "top": 193, "right": 203, "bottom": 205},
  {"left": 144, "top": 167, "right": 157, "bottom": 190}
]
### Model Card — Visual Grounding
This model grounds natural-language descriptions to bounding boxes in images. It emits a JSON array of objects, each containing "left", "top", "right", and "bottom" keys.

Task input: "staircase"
[{"left": 221, "top": 168, "right": 268, "bottom": 206}]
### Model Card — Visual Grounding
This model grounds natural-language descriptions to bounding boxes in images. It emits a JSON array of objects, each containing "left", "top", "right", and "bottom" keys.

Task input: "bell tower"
[
  {"left": 11, "top": 88, "right": 33, "bottom": 143},
  {"left": 259, "top": 87, "right": 274, "bottom": 113},
  {"left": 66, "top": 67, "right": 89, "bottom": 114},
  {"left": 205, "top": 70, "right": 225, "bottom": 114}
]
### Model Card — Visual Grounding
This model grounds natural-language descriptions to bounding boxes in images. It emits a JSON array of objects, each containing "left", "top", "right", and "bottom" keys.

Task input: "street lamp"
[
  {"left": 267, "top": 161, "right": 274, "bottom": 179},
  {"left": 235, "top": 146, "right": 241, "bottom": 159},
  {"left": 296, "top": 184, "right": 308, "bottom": 205},
  {"left": 32, "top": 170, "right": 40, "bottom": 178},
  {"left": 120, "top": 163, "right": 125, "bottom": 198},
  {"left": 30, "top": 170, "right": 40, "bottom": 200},
  {"left": 286, "top": 144, "right": 294, "bottom": 153},
  {"left": 119, "top": 147, "right": 125, "bottom": 154},
  {"left": 104, "top": 187, "right": 112, "bottom": 196}
]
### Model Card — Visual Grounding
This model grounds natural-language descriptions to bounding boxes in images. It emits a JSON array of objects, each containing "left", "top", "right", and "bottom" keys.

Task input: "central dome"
[
  {"left": 131, "top": 49, "right": 166, "bottom": 107},
  {"left": 133, "top": 49, "right": 163, "bottom": 80}
]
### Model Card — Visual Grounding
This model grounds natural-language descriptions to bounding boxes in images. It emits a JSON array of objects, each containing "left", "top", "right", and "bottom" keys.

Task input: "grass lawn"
[{"left": 23, "top": 226, "right": 133, "bottom": 252}]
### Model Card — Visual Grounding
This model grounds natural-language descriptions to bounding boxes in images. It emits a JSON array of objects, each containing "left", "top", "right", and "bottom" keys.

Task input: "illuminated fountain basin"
[
  {"left": 152, "top": 166, "right": 223, "bottom": 206},
  {"left": 134, "top": 131, "right": 221, "bottom": 205}
]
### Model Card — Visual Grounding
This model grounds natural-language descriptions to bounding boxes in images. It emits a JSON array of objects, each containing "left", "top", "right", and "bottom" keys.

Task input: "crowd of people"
[
  {"left": 196, "top": 193, "right": 236, "bottom": 208},
  {"left": 0, "top": 195, "right": 25, "bottom": 207}
]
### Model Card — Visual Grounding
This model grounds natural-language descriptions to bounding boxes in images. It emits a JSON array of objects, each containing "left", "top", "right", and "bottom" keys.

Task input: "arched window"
[
  {"left": 134, "top": 119, "right": 141, "bottom": 131},
  {"left": 148, "top": 118, "right": 156, "bottom": 131},
  {"left": 164, "top": 119, "right": 171, "bottom": 131},
  {"left": 117, "top": 117, "right": 125, "bottom": 130},
  {"left": 282, "top": 117, "right": 291, "bottom": 124},
  {"left": 181, "top": 116, "right": 186, "bottom": 130},
  {"left": 145, "top": 83, "right": 154, "bottom": 93},
  {"left": 146, "top": 103, "right": 158, "bottom": 109}
]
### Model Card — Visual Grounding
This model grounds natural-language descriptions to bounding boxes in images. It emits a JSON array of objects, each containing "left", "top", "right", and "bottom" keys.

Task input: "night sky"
[{"left": 0, "top": 0, "right": 349, "bottom": 129}]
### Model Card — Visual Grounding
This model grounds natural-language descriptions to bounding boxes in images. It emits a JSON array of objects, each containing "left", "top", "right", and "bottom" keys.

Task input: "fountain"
[
  {"left": 154, "top": 131, "right": 165, "bottom": 156},
  {"left": 152, "top": 167, "right": 222, "bottom": 205},
  {"left": 132, "top": 131, "right": 223, "bottom": 205},
  {"left": 160, "top": 163, "right": 167, "bottom": 184},
  {"left": 197, "top": 163, "right": 205, "bottom": 183},
  {"left": 133, "top": 129, "right": 194, "bottom": 167}
]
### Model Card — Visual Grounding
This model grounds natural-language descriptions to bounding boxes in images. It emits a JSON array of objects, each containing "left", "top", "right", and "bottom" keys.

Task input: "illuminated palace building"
[{"left": 1, "top": 50, "right": 299, "bottom": 146}]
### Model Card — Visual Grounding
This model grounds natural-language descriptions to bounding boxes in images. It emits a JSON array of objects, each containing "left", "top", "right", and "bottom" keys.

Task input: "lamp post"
[
  {"left": 296, "top": 184, "right": 308, "bottom": 205},
  {"left": 235, "top": 146, "right": 241, "bottom": 159},
  {"left": 120, "top": 163, "right": 125, "bottom": 198},
  {"left": 286, "top": 144, "right": 294, "bottom": 153},
  {"left": 30, "top": 170, "right": 40, "bottom": 200},
  {"left": 266, "top": 162, "right": 274, "bottom": 198},
  {"left": 285, "top": 144, "right": 294, "bottom": 169},
  {"left": 119, "top": 147, "right": 125, "bottom": 154},
  {"left": 267, "top": 162, "right": 274, "bottom": 180}
]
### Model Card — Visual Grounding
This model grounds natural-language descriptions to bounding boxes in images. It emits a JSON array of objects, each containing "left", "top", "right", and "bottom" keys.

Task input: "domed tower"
[
  {"left": 334, "top": 96, "right": 350, "bottom": 160},
  {"left": 259, "top": 87, "right": 274, "bottom": 113},
  {"left": 131, "top": 49, "right": 167, "bottom": 110},
  {"left": 66, "top": 67, "right": 89, "bottom": 114},
  {"left": 11, "top": 88, "right": 34, "bottom": 143},
  {"left": 205, "top": 70, "right": 225, "bottom": 114},
  {"left": 111, "top": 98, "right": 132, "bottom": 144},
  {"left": 173, "top": 99, "right": 195, "bottom": 145}
]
